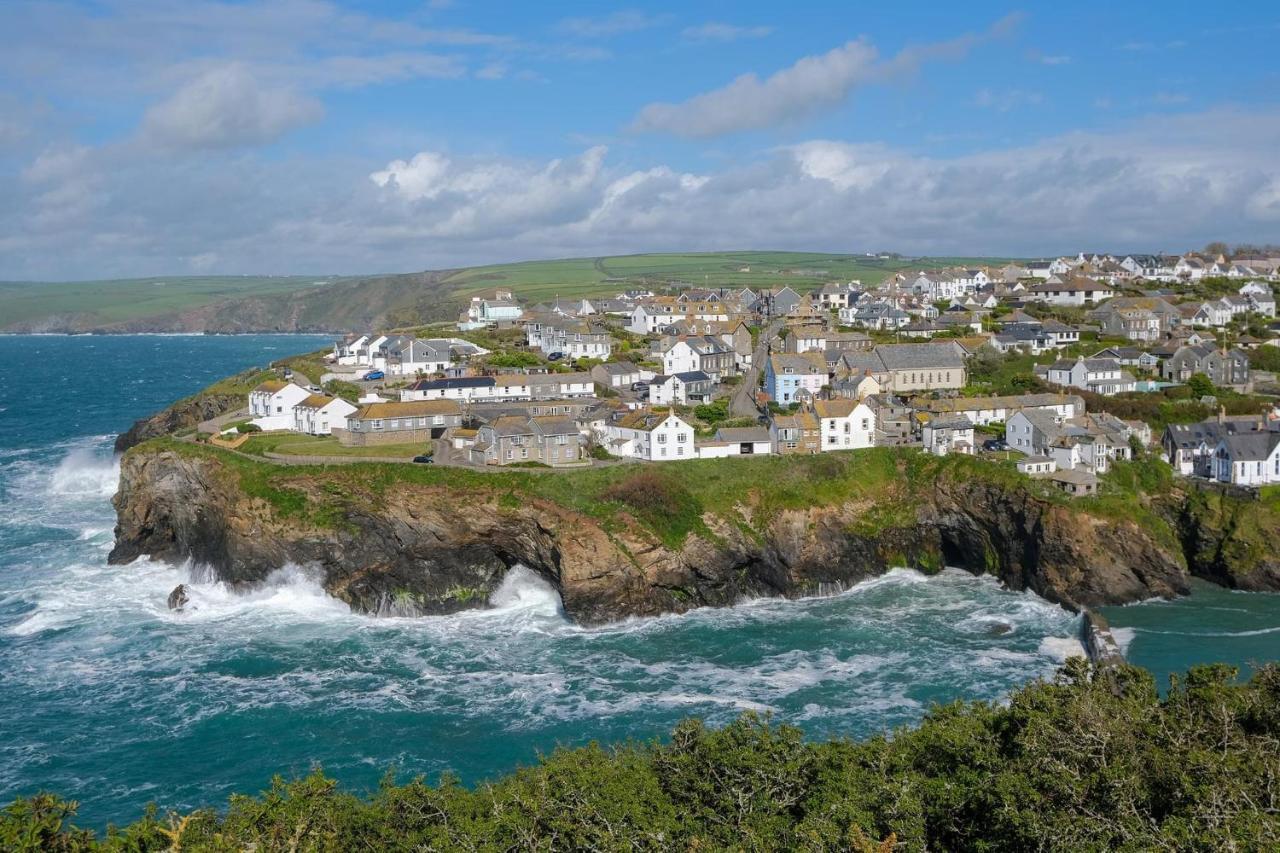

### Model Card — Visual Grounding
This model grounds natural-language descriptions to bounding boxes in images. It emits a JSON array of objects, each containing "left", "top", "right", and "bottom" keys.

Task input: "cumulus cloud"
[
  {"left": 631, "top": 14, "right": 1022, "bottom": 137},
  {"left": 6, "top": 109, "right": 1280, "bottom": 280},
  {"left": 681, "top": 23, "right": 774, "bottom": 43},
  {"left": 142, "top": 64, "right": 324, "bottom": 149}
]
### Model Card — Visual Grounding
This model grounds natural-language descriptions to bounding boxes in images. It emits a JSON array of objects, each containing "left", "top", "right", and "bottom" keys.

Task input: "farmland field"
[
  {"left": 442, "top": 251, "right": 1020, "bottom": 300},
  {"left": 0, "top": 251, "right": 1021, "bottom": 333},
  {"left": 0, "top": 275, "right": 342, "bottom": 329}
]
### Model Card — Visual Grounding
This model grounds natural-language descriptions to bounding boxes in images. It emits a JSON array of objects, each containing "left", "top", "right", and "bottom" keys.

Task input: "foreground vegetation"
[{"left": 5, "top": 660, "right": 1277, "bottom": 851}]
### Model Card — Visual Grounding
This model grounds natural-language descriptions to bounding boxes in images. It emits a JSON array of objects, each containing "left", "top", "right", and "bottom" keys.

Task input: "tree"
[
  {"left": 1186, "top": 373, "right": 1216, "bottom": 398},
  {"left": 1203, "top": 241, "right": 1229, "bottom": 257}
]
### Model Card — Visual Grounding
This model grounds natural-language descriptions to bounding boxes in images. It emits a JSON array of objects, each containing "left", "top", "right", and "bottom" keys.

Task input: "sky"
[{"left": 2, "top": 1, "right": 1279, "bottom": 281}]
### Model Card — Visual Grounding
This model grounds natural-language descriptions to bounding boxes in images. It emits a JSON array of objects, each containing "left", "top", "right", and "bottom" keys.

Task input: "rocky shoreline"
[{"left": 107, "top": 443, "right": 1280, "bottom": 626}]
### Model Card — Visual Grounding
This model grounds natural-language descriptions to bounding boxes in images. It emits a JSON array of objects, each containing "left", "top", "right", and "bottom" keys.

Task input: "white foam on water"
[
  {"left": 1038, "top": 636, "right": 1088, "bottom": 662},
  {"left": 1112, "top": 626, "right": 1136, "bottom": 655},
  {"left": 48, "top": 448, "right": 120, "bottom": 499},
  {"left": 170, "top": 564, "right": 354, "bottom": 625}
]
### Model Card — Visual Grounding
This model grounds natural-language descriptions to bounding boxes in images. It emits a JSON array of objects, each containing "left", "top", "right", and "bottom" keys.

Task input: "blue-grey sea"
[{"left": 0, "top": 335, "right": 1276, "bottom": 829}]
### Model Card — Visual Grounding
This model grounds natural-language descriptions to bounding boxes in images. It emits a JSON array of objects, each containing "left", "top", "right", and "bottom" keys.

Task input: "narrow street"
[{"left": 729, "top": 318, "right": 782, "bottom": 418}]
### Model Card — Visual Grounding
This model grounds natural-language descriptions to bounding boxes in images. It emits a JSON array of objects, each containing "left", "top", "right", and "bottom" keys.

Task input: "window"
[
  {"left": 372, "top": 419, "right": 383, "bottom": 431},
  {"left": 657, "top": 433, "right": 667, "bottom": 444}
]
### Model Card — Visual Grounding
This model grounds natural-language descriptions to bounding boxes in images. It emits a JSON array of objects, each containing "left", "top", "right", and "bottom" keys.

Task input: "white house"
[
  {"left": 248, "top": 380, "right": 312, "bottom": 431},
  {"left": 695, "top": 426, "right": 774, "bottom": 458},
  {"left": 1024, "top": 276, "right": 1115, "bottom": 307},
  {"left": 647, "top": 371, "right": 714, "bottom": 406},
  {"left": 1212, "top": 432, "right": 1280, "bottom": 486},
  {"left": 1045, "top": 357, "right": 1137, "bottom": 396},
  {"left": 600, "top": 410, "right": 696, "bottom": 462},
  {"left": 922, "top": 418, "right": 976, "bottom": 456},
  {"left": 291, "top": 394, "right": 358, "bottom": 436},
  {"left": 813, "top": 399, "right": 875, "bottom": 451}
]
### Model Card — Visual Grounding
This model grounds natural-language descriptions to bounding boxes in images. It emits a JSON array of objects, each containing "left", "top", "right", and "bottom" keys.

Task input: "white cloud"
[
  {"left": 681, "top": 23, "right": 774, "bottom": 43},
  {"left": 7, "top": 109, "right": 1280, "bottom": 280},
  {"left": 556, "top": 11, "right": 668, "bottom": 38},
  {"left": 142, "top": 64, "right": 324, "bottom": 149},
  {"left": 631, "top": 14, "right": 1022, "bottom": 138},
  {"left": 631, "top": 39, "right": 880, "bottom": 137}
]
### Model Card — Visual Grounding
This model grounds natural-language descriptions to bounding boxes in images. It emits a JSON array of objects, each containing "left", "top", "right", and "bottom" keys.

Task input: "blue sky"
[{"left": 2, "top": 0, "right": 1279, "bottom": 279}]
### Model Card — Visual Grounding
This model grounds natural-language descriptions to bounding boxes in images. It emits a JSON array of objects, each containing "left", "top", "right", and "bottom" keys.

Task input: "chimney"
[{"left": 1218, "top": 405, "right": 1226, "bottom": 426}]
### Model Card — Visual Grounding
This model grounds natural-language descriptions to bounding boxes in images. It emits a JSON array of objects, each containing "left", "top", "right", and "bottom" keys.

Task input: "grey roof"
[
  {"left": 874, "top": 342, "right": 966, "bottom": 370},
  {"left": 596, "top": 360, "right": 641, "bottom": 375},
  {"left": 716, "top": 426, "right": 772, "bottom": 443},
  {"left": 1218, "top": 431, "right": 1280, "bottom": 461}
]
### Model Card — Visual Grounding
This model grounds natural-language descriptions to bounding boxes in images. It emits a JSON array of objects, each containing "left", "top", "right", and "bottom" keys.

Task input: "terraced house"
[
  {"left": 523, "top": 318, "right": 613, "bottom": 360},
  {"left": 1161, "top": 344, "right": 1250, "bottom": 389},
  {"left": 291, "top": 394, "right": 357, "bottom": 436},
  {"left": 765, "top": 352, "right": 829, "bottom": 404},
  {"left": 470, "top": 416, "right": 583, "bottom": 467},
  {"left": 338, "top": 400, "right": 463, "bottom": 446}
]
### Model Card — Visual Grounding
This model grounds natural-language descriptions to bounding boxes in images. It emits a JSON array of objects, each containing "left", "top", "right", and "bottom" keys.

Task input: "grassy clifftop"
[{"left": 136, "top": 438, "right": 1149, "bottom": 550}]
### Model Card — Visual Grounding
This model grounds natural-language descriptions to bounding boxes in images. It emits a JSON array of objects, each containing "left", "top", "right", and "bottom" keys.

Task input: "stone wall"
[{"left": 334, "top": 427, "right": 438, "bottom": 447}]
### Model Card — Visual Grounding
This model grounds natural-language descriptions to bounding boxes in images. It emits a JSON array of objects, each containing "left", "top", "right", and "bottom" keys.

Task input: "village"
[{"left": 224, "top": 248, "right": 1280, "bottom": 496}]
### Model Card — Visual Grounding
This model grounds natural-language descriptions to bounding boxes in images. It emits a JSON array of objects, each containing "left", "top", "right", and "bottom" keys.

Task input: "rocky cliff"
[
  {"left": 114, "top": 394, "right": 245, "bottom": 453},
  {"left": 105, "top": 444, "right": 1271, "bottom": 626}
]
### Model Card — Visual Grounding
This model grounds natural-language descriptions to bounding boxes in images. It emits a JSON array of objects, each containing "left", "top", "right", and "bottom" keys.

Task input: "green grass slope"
[
  {"left": 1, "top": 252, "right": 1019, "bottom": 333},
  {"left": 0, "top": 276, "right": 340, "bottom": 330}
]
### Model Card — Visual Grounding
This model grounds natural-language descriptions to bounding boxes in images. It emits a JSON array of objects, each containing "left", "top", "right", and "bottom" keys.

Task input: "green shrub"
[{"left": 7, "top": 662, "right": 1280, "bottom": 850}]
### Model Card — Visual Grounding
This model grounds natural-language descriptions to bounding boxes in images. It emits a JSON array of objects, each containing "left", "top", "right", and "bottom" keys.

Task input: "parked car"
[
  {"left": 363, "top": 370, "right": 385, "bottom": 381},
  {"left": 547, "top": 352, "right": 564, "bottom": 361},
  {"left": 982, "top": 438, "right": 1009, "bottom": 452},
  {"left": 411, "top": 455, "right": 434, "bottom": 464}
]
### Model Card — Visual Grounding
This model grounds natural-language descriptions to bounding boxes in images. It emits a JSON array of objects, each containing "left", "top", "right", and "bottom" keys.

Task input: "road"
[{"left": 729, "top": 318, "right": 783, "bottom": 418}]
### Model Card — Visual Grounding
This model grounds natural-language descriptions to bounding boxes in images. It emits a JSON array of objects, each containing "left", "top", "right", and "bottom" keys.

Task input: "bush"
[
  {"left": 7, "top": 662, "right": 1280, "bottom": 850},
  {"left": 600, "top": 470, "right": 702, "bottom": 545},
  {"left": 235, "top": 423, "right": 262, "bottom": 434}
]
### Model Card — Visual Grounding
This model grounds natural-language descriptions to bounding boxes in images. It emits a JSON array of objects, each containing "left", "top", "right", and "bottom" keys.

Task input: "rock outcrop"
[
  {"left": 114, "top": 394, "right": 243, "bottom": 453},
  {"left": 108, "top": 447, "right": 1242, "bottom": 626}
]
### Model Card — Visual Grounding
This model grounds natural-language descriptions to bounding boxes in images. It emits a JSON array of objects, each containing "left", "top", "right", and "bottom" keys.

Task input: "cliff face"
[{"left": 109, "top": 448, "right": 1217, "bottom": 625}]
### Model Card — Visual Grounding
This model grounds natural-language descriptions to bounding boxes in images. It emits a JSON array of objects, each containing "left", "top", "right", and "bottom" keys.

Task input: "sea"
[{"left": 0, "top": 335, "right": 1276, "bottom": 829}]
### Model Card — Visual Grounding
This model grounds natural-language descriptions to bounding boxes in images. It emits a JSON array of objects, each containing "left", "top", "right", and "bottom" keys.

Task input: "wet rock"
[
  {"left": 110, "top": 447, "right": 1261, "bottom": 627},
  {"left": 167, "top": 583, "right": 189, "bottom": 611},
  {"left": 986, "top": 622, "right": 1013, "bottom": 637}
]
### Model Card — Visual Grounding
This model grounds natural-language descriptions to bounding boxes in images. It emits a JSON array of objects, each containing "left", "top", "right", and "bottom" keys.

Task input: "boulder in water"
[
  {"left": 167, "top": 584, "right": 189, "bottom": 612},
  {"left": 986, "top": 621, "right": 1013, "bottom": 637}
]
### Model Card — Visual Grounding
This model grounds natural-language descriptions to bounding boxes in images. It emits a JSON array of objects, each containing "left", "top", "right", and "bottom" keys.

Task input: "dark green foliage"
[
  {"left": 322, "top": 379, "right": 361, "bottom": 403},
  {"left": 6, "top": 662, "right": 1279, "bottom": 850},
  {"left": 599, "top": 470, "right": 702, "bottom": 547},
  {"left": 485, "top": 351, "right": 542, "bottom": 369},
  {"left": 1185, "top": 372, "right": 1216, "bottom": 398},
  {"left": 1249, "top": 345, "right": 1280, "bottom": 372}
]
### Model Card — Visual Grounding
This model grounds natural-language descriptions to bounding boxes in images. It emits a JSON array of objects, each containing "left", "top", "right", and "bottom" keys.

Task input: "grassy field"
[
  {"left": 240, "top": 433, "right": 432, "bottom": 459},
  {"left": 443, "top": 251, "right": 1019, "bottom": 300},
  {"left": 1, "top": 252, "right": 1020, "bottom": 332},
  {"left": 0, "top": 275, "right": 340, "bottom": 329}
]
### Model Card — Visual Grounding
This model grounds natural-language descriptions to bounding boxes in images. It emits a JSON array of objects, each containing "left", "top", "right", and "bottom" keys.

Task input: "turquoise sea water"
[{"left": 0, "top": 335, "right": 1276, "bottom": 829}]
